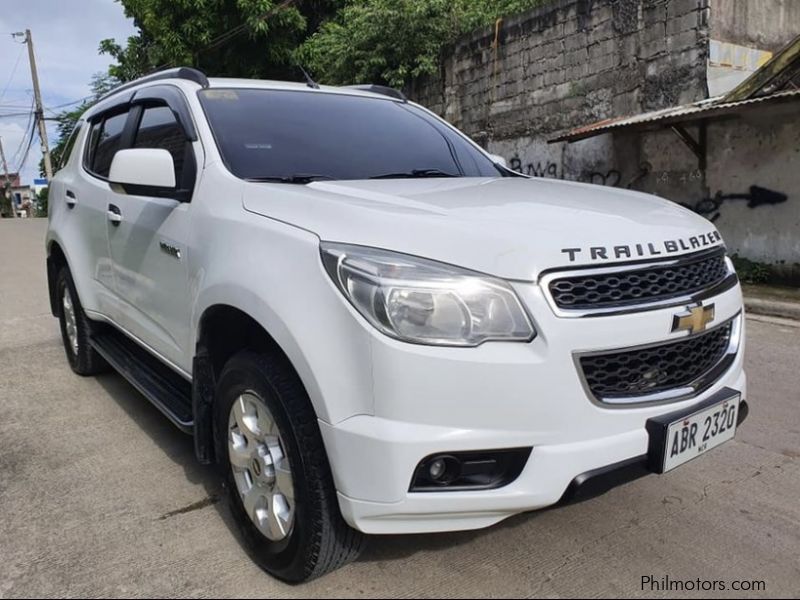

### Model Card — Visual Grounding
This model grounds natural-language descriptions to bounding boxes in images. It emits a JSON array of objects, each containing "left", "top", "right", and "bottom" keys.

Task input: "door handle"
[
  {"left": 107, "top": 203, "right": 122, "bottom": 226},
  {"left": 65, "top": 189, "right": 77, "bottom": 209}
]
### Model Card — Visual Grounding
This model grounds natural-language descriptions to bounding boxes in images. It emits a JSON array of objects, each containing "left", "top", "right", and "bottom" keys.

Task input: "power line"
[
  {"left": 12, "top": 29, "right": 54, "bottom": 179},
  {"left": 14, "top": 120, "right": 37, "bottom": 174},
  {"left": 0, "top": 95, "right": 92, "bottom": 118},
  {"left": 49, "top": 96, "right": 92, "bottom": 109},
  {"left": 10, "top": 118, "right": 36, "bottom": 174},
  {"left": 0, "top": 45, "right": 25, "bottom": 104},
  {"left": 44, "top": 95, "right": 93, "bottom": 116},
  {"left": 10, "top": 99, "right": 35, "bottom": 166}
]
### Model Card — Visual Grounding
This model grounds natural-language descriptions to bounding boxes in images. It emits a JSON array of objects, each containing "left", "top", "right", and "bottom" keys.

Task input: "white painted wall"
[{"left": 488, "top": 103, "right": 800, "bottom": 282}]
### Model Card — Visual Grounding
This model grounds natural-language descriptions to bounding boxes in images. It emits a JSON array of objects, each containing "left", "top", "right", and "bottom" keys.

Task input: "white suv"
[{"left": 46, "top": 67, "right": 748, "bottom": 582}]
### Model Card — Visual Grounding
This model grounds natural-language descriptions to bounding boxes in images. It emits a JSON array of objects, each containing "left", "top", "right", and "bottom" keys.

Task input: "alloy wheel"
[
  {"left": 228, "top": 392, "right": 295, "bottom": 541},
  {"left": 62, "top": 287, "right": 79, "bottom": 356}
]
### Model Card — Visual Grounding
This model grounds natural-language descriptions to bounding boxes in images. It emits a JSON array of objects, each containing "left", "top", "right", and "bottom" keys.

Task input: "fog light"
[
  {"left": 410, "top": 448, "right": 532, "bottom": 492},
  {"left": 429, "top": 458, "right": 446, "bottom": 480},
  {"left": 419, "top": 454, "right": 460, "bottom": 486}
]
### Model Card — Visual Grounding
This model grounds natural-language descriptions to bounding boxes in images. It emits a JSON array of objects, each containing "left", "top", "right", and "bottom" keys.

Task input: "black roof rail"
[
  {"left": 345, "top": 84, "right": 407, "bottom": 102},
  {"left": 98, "top": 67, "right": 209, "bottom": 103}
]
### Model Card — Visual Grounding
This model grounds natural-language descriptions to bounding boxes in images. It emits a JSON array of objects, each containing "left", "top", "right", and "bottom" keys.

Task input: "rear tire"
[
  {"left": 56, "top": 266, "right": 109, "bottom": 376},
  {"left": 214, "top": 350, "right": 365, "bottom": 582}
]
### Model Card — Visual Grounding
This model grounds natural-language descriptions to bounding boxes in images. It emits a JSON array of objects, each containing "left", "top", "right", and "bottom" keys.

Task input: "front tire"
[
  {"left": 56, "top": 266, "right": 108, "bottom": 376},
  {"left": 214, "top": 350, "right": 365, "bottom": 582}
]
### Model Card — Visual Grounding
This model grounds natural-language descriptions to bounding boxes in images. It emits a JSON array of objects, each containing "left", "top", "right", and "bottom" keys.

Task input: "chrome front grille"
[
  {"left": 548, "top": 249, "right": 729, "bottom": 312},
  {"left": 578, "top": 317, "right": 740, "bottom": 405}
]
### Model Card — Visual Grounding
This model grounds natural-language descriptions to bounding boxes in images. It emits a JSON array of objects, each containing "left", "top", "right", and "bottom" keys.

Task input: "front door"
[{"left": 106, "top": 101, "right": 198, "bottom": 372}]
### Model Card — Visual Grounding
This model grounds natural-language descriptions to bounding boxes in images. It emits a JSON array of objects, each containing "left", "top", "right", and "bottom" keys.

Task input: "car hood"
[{"left": 242, "top": 177, "right": 722, "bottom": 280}]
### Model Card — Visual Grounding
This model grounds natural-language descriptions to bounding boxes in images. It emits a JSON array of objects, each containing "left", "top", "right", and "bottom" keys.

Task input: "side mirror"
[
  {"left": 487, "top": 153, "right": 508, "bottom": 168},
  {"left": 109, "top": 148, "right": 176, "bottom": 190}
]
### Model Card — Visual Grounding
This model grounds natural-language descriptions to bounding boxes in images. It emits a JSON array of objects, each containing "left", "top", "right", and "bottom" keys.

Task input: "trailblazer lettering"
[{"left": 560, "top": 231, "right": 722, "bottom": 262}]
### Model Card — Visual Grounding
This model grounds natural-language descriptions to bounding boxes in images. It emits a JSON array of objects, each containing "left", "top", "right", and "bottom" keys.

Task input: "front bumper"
[{"left": 319, "top": 280, "right": 747, "bottom": 534}]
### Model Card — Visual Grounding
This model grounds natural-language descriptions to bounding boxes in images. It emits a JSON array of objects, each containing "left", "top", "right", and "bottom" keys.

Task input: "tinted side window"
[
  {"left": 57, "top": 122, "right": 83, "bottom": 172},
  {"left": 84, "top": 120, "right": 102, "bottom": 172},
  {"left": 133, "top": 105, "right": 186, "bottom": 183},
  {"left": 90, "top": 112, "right": 128, "bottom": 177}
]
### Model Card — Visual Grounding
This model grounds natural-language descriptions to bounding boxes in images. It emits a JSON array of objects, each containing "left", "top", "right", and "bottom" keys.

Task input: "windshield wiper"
[
  {"left": 369, "top": 168, "right": 460, "bottom": 179},
  {"left": 245, "top": 174, "right": 335, "bottom": 184}
]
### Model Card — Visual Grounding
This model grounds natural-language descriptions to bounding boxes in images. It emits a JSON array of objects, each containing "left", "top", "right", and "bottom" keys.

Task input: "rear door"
[
  {"left": 105, "top": 87, "right": 199, "bottom": 372},
  {"left": 56, "top": 109, "right": 131, "bottom": 316}
]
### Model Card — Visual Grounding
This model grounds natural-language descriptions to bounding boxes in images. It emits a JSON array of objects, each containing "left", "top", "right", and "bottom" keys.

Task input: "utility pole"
[
  {"left": 21, "top": 29, "right": 53, "bottom": 182},
  {"left": 0, "top": 137, "right": 14, "bottom": 218}
]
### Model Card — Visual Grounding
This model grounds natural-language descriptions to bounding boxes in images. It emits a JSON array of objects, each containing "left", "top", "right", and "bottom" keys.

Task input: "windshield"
[{"left": 198, "top": 88, "right": 503, "bottom": 181}]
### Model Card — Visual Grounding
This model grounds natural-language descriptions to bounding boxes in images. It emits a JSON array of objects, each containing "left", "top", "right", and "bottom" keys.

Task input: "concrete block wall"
[
  {"left": 710, "top": 0, "right": 800, "bottom": 52},
  {"left": 409, "top": 0, "right": 711, "bottom": 190},
  {"left": 636, "top": 103, "right": 800, "bottom": 282},
  {"left": 410, "top": 0, "right": 710, "bottom": 149},
  {"left": 409, "top": 0, "right": 800, "bottom": 282}
]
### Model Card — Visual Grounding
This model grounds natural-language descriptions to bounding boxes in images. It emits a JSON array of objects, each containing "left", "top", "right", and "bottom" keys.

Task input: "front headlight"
[{"left": 320, "top": 242, "right": 535, "bottom": 347}]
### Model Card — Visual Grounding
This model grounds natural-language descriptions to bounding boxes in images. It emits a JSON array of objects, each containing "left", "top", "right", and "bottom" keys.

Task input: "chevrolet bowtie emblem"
[{"left": 672, "top": 304, "right": 715, "bottom": 334}]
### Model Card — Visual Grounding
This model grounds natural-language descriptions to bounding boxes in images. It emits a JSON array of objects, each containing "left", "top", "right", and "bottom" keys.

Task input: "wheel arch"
[
  {"left": 197, "top": 304, "right": 302, "bottom": 381},
  {"left": 46, "top": 239, "right": 70, "bottom": 317},
  {"left": 192, "top": 301, "right": 323, "bottom": 464}
]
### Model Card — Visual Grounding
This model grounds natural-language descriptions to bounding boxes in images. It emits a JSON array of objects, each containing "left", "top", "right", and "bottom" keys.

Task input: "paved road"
[{"left": 1, "top": 219, "right": 798, "bottom": 598}]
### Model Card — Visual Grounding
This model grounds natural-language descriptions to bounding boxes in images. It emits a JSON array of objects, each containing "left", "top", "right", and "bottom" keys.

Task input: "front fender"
[{"left": 189, "top": 220, "right": 375, "bottom": 425}]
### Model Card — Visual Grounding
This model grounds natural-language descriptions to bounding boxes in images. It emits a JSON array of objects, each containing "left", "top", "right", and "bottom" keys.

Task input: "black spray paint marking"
[{"left": 681, "top": 186, "right": 788, "bottom": 222}]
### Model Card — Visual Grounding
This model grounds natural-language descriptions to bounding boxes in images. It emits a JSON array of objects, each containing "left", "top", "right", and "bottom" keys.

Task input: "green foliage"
[
  {"left": 47, "top": 0, "right": 548, "bottom": 177},
  {"left": 730, "top": 254, "right": 773, "bottom": 285},
  {"left": 36, "top": 186, "right": 49, "bottom": 218},
  {"left": 102, "top": 0, "right": 546, "bottom": 86},
  {"left": 0, "top": 191, "right": 11, "bottom": 218},
  {"left": 100, "top": 0, "right": 345, "bottom": 81},
  {"left": 42, "top": 73, "right": 118, "bottom": 177},
  {"left": 297, "top": 0, "right": 548, "bottom": 87}
]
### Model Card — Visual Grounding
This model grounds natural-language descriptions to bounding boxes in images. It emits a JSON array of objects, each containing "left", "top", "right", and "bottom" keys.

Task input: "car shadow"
[{"left": 93, "top": 371, "right": 241, "bottom": 531}]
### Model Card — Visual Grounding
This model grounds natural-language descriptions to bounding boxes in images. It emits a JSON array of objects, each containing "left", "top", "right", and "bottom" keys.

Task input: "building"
[
  {"left": 551, "top": 34, "right": 800, "bottom": 284},
  {"left": 410, "top": 0, "right": 800, "bottom": 283},
  {"left": 1, "top": 172, "right": 36, "bottom": 218}
]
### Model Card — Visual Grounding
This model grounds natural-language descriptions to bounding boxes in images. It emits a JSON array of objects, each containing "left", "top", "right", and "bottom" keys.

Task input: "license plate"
[{"left": 646, "top": 389, "right": 741, "bottom": 473}]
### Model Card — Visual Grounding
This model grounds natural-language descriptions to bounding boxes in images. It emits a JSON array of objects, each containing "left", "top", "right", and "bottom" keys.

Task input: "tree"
[
  {"left": 36, "top": 186, "right": 48, "bottom": 218},
  {"left": 100, "top": 0, "right": 547, "bottom": 87},
  {"left": 42, "top": 73, "right": 118, "bottom": 177},
  {"left": 0, "top": 188, "right": 12, "bottom": 218},
  {"left": 44, "top": 0, "right": 547, "bottom": 179},
  {"left": 297, "top": 0, "right": 548, "bottom": 87},
  {"left": 100, "top": 0, "right": 344, "bottom": 82}
]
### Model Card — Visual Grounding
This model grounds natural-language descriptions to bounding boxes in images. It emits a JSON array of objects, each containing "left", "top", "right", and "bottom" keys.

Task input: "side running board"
[{"left": 90, "top": 328, "right": 194, "bottom": 433}]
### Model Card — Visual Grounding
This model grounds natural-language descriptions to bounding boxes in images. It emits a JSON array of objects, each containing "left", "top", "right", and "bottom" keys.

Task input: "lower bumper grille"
[{"left": 579, "top": 317, "right": 739, "bottom": 404}]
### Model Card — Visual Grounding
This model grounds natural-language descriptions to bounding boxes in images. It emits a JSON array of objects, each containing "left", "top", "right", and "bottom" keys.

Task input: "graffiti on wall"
[
  {"left": 508, "top": 154, "right": 622, "bottom": 185},
  {"left": 655, "top": 169, "right": 703, "bottom": 186},
  {"left": 583, "top": 169, "right": 622, "bottom": 187},
  {"left": 680, "top": 186, "right": 788, "bottom": 222},
  {"left": 508, "top": 153, "right": 643, "bottom": 188},
  {"left": 509, "top": 155, "right": 560, "bottom": 178},
  {"left": 507, "top": 156, "right": 788, "bottom": 222}
]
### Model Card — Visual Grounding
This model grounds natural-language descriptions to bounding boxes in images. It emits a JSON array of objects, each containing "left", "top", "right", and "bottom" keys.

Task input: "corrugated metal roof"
[
  {"left": 549, "top": 88, "right": 800, "bottom": 143},
  {"left": 723, "top": 34, "right": 800, "bottom": 102}
]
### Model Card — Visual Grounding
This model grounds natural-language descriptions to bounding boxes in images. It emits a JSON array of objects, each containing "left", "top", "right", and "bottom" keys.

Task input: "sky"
[{"left": 0, "top": 0, "right": 136, "bottom": 186}]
